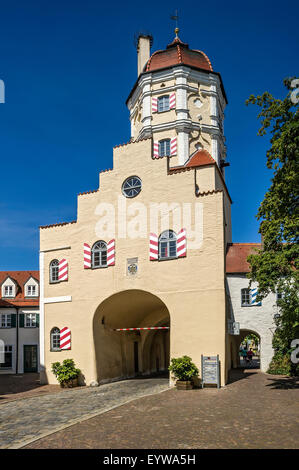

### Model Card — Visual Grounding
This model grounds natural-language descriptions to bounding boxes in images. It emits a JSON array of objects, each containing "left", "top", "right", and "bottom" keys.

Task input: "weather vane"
[{"left": 170, "top": 9, "right": 179, "bottom": 37}]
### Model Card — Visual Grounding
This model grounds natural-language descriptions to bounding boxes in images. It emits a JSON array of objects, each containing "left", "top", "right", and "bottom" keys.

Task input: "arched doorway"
[
  {"left": 236, "top": 329, "right": 261, "bottom": 369},
  {"left": 93, "top": 290, "right": 170, "bottom": 383}
]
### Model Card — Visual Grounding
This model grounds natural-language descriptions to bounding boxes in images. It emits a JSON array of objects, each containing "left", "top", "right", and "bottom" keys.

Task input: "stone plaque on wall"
[{"left": 127, "top": 257, "right": 138, "bottom": 277}]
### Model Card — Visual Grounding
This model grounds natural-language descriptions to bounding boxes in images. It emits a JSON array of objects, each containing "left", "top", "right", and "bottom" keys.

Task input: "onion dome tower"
[{"left": 126, "top": 30, "right": 228, "bottom": 172}]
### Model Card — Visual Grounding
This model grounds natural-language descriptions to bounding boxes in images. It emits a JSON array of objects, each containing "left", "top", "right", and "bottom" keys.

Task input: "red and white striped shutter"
[
  {"left": 58, "top": 259, "right": 68, "bottom": 281},
  {"left": 84, "top": 243, "right": 91, "bottom": 269},
  {"left": 169, "top": 92, "right": 176, "bottom": 109},
  {"left": 177, "top": 228, "right": 187, "bottom": 258},
  {"left": 170, "top": 137, "right": 177, "bottom": 155},
  {"left": 152, "top": 96, "right": 158, "bottom": 113},
  {"left": 149, "top": 233, "right": 158, "bottom": 260},
  {"left": 153, "top": 141, "right": 159, "bottom": 158},
  {"left": 60, "top": 327, "right": 71, "bottom": 350},
  {"left": 107, "top": 239, "right": 115, "bottom": 266}
]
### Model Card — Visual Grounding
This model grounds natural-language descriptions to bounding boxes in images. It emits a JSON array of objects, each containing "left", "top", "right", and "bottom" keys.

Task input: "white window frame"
[
  {"left": 3, "top": 285, "right": 14, "bottom": 297},
  {"left": 26, "top": 284, "right": 38, "bottom": 297},
  {"left": 158, "top": 230, "right": 177, "bottom": 260},
  {"left": 158, "top": 95, "right": 170, "bottom": 113},
  {"left": 25, "top": 313, "right": 37, "bottom": 328},
  {"left": 50, "top": 260, "right": 59, "bottom": 283},
  {"left": 0, "top": 345, "right": 13, "bottom": 369},
  {"left": 92, "top": 241, "right": 108, "bottom": 268},
  {"left": 50, "top": 327, "right": 61, "bottom": 351},
  {"left": 0, "top": 314, "right": 12, "bottom": 328},
  {"left": 159, "top": 139, "right": 171, "bottom": 157},
  {"left": 241, "top": 288, "right": 251, "bottom": 307}
]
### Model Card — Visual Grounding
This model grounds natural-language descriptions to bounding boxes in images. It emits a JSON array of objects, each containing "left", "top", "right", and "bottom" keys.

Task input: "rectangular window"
[
  {"left": 159, "top": 139, "right": 171, "bottom": 157},
  {"left": 158, "top": 95, "right": 170, "bottom": 113},
  {"left": 27, "top": 285, "right": 37, "bottom": 296},
  {"left": 241, "top": 288, "right": 251, "bottom": 306},
  {"left": 0, "top": 314, "right": 11, "bottom": 328},
  {"left": 4, "top": 285, "right": 13, "bottom": 297},
  {"left": 25, "top": 313, "right": 37, "bottom": 328},
  {"left": 0, "top": 345, "right": 13, "bottom": 369}
]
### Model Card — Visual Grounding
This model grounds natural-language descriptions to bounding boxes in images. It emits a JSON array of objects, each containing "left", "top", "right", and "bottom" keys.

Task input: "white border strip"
[{"left": 44, "top": 296, "right": 72, "bottom": 304}]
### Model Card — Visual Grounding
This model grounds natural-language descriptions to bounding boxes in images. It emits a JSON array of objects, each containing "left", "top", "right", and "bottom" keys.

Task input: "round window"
[{"left": 122, "top": 176, "right": 142, "bottom": 198}]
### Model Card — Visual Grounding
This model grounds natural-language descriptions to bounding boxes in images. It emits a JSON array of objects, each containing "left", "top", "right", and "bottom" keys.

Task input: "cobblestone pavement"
[
  {"left": 0, "top": 374, "right": 62, "bottom": 402},
  {"left": 0, "top": 377, "right": 169, "bottom": 449},
  {"left": 25, "top": 370, "right": 299, "bottom": 449}
]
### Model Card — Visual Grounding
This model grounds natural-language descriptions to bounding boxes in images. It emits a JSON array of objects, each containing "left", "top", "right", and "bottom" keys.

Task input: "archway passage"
[
  {"left": 93, "top": 290, "right": 170, "bottom": 383},
  {"left": 231, "top": 329, "right": 261, "bottom": 370}
]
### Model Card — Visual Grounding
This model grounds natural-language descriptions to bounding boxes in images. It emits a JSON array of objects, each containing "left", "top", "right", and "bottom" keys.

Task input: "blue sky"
[{"left": 0, "top": 0, "right": 297, "bottom": 270}]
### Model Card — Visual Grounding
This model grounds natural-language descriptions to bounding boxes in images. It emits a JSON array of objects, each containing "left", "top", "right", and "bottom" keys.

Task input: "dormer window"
[
  {"left": 27, "top": 285, "right": 37, "bottom": 297},
  {"left": 4, "top": 286, "right": 13, "bottom": 297},
  {"left": 24, "top": 276, "right": 39, "bottom": 297},
  {"left": 1, "top": 278, "right": 16, "bottom": 298},
  {"left": 158, "top": 95, "right": 170, "bottom": 112}
]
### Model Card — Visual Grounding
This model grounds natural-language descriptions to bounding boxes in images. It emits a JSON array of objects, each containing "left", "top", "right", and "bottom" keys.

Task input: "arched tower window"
[
  {"left": 159, "top": 230, "right": 177, "bottom": 260},
  {"left": 158, "top": 95, "right": 169, "bottom": 112},
  {"left": 49, "top": 260, "right": 59, "bottom": 283},
  {"left": 50, "top": 327, "right": 60, "bottom": 351},
  {"left": 92, "top": 241, "right": 107, "bottom": 268},
  {"left": 159, "top": 139, "right": 171, "bottom": 157}
]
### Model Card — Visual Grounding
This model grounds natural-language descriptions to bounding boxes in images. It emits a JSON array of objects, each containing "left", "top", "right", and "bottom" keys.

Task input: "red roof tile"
[
  {"left": 0, "top": 271, "right": 39, "bottom": 307},
  {"left": 226, "top": 243, "right": 261, "bottom": 273}
]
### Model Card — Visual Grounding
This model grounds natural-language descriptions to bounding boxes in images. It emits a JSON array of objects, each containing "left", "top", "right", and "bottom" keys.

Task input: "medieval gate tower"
[{"left": 40, "top": 31, "right": 233, "bottom": 386}]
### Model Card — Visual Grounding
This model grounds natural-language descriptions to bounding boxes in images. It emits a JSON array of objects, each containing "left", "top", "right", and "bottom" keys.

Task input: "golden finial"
[
  {"left": 175, "top": 27, "right": 179, "bottom": 38},
  {"left": 170, "top": 10, "right": 179, "bottom": 38}
]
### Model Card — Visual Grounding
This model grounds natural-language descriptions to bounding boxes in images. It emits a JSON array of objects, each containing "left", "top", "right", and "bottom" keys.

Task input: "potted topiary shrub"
[
  {"left": 169, "top": 355, "right": 199, "bottom": 390},
  {"left": 51, "top": 359, "right": 81, "bottom": 388}
]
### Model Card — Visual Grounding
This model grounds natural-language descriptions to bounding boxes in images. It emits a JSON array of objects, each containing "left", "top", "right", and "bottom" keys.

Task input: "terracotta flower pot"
[{"left": 176, "top": 380, "right": 193, "bottom": 390}]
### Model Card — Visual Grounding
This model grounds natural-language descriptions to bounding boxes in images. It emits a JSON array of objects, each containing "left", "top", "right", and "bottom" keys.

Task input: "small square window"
[
  {"left": 25, "top": 314, "right": 37, "bottom": 328},
  {"left": 0, "top": 314, "right": 11, "bottom": 328},
  {"left": 27, "top": 285, "right": 37, "bottom": 297}
]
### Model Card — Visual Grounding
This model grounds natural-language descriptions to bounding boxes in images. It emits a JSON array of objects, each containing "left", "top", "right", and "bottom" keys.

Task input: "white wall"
[{"left": 227, "top": 274, "right": 278, "bottom": 372}]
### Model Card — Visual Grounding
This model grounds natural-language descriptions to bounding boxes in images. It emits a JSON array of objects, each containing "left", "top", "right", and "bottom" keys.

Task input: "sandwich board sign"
[{"left": 201, "top": 355, "right": 220, "bottom": 388}]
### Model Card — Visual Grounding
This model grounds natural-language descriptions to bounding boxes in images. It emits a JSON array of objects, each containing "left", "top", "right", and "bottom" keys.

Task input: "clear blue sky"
[{"left": 0, "top": 0, "right": 297, "bottom": 270}]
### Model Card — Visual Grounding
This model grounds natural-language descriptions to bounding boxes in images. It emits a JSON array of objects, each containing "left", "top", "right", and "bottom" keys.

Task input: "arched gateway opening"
[{"left": 93, "top": 290, "right": 170, "bottom": 383}]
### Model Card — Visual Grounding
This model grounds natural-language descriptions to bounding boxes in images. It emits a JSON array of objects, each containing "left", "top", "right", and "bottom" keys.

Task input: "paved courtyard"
[
  {"left": 0, "top": 377, "right": 169, "bottom": 449},
  {"left": 0, "top": 369, "right": 298, "bottom": 449}
]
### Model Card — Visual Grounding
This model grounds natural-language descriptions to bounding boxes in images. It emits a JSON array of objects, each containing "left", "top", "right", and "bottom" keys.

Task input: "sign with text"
[
  {"left": 201, "top": 355, "right": 220, "bottom": 388},
  {"left": 228, "top": 321, "right": 240, "bottom": 335}
]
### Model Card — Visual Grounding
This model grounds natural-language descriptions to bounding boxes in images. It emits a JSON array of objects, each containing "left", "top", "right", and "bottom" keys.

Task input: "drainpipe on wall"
[{"left": 15, "top": 307, "right": 19, "bottom": 374}]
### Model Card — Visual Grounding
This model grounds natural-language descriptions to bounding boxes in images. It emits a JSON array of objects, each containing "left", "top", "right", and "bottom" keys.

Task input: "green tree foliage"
[{"left": 246, "top": 78, "right": 299, "bottom": 375}]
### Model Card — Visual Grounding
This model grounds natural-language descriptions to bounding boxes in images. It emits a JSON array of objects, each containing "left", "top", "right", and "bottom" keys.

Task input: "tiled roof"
[
  {"left": 0, "top": 271, "right": 40, "bottom": 307},
  {"left": 185, "top": 149, "right": 215, "bottom": 167},
  {"left": 145, "top": 36, "right": 213, "bottom": 73},
  {"left": 226, "top": 243, "right": 261, "bottom": 273}
]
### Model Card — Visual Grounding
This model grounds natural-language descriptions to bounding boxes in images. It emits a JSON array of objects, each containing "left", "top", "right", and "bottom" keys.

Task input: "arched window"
[
  {"left": 159, "top": 230, "right": 177, "bottom": 260},
  {"left": 158, "top": 95, "right": 169, "bottom": 112},
  {"left": 50, "top": 327, "right": 60, "bottom": 351},
  {"left": 159, "top": 139, "right": 171, "bottom": 157},
  {"left": 49, "top": 260, "right": 59, "bottom": 283},
  {"left": 92, "top": 241, "right": 107, "bottom": 268}
]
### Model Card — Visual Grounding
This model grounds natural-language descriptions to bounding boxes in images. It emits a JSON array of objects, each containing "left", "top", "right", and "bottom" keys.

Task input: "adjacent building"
[{"left": 0, "top": 271, "right": 40, "bottom": 374}]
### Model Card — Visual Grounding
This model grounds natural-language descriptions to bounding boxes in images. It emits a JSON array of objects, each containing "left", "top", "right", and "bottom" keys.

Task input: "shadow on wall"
[{"left": 93, "top": 289, "right": 170, "bottom": 385}]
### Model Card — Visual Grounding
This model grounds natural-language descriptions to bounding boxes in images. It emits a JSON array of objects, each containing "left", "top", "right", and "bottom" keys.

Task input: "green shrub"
[
  {"left": 268, "top": 352, "right": 299, "bottom": 376},
  {"left": 169, "top": 355, "right": 199, "bottom": 381},
  {"left": 267, "top": 353, "right": 291, "bottom": 375},
  {"left": 51, "top": 359, "right": 81, "bottom": 385}
]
